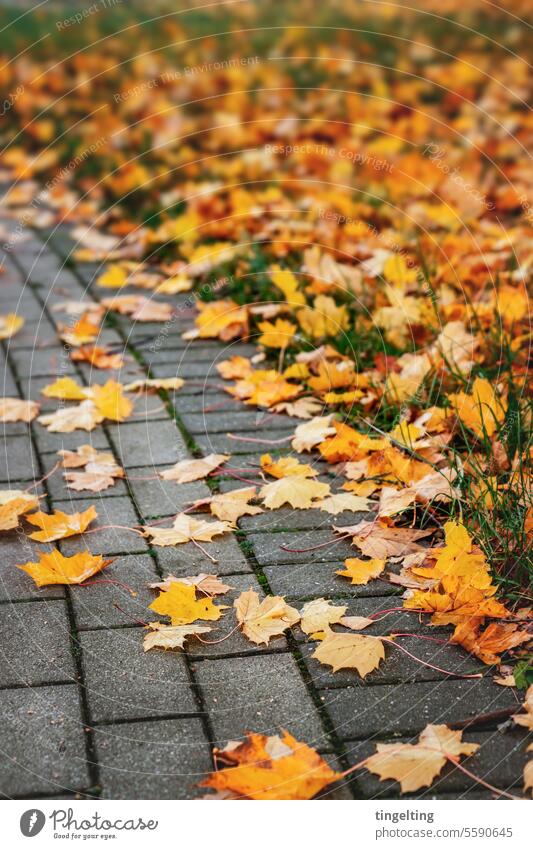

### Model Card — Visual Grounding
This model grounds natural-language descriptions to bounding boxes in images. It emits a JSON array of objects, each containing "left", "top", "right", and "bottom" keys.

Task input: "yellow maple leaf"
[
  {"left": 234, "top": 589, "right": 300, "bottom": 644},
  {"left": 0, "top": 491, "right": 39, "bottom": 531},
  {"left": 312, "top": 632, "right": 385, "bottom": 677},
  {"left": 300, "top": 598, "right": 347, "bottom": 634},
  {"left": 89, "top": 380, "right": 133, "bottom": 422},
  {"left": 258, "top": 318, "right": 297, "bottom": 349},
  {"left": 260, "top": 476, "right": 330, "bottom": 509},
  {"left": 143, "top": 513, "right": 231, "bottom": 546},
  {"left": 0, "top": 313, "right": 24, "bottom": 340},
  {"left": 97, "top": 264, "right": 128, "bottom": 288},
  {"left": 149, "top": 581, "right": 226, "bottom": 625},
  {"left": 18, "top": 550, "right": 110, "bottom": 586},
  {"left": 365, "top": 724, "right": 479, "bottom": 793},
  {"left": 449, "top": 378, "right": 506, "bottom": 438},
  {"left": 41, "top": 377, "right": 88, "bottom": 401},
  {"left": 260, "top": 453, "right": 316, "bottom": 479},
  {"left": 337, "top": 557, "right": 385, "bottom": 585},
  {"left": 270, "top": 266, "right": 306, "bottom": 307},
  {"left": 298, "top": 296, "right": 350, "bottom": 339},
  {"left": 26, "top": 506, "right": 97, "bottom": 542}
]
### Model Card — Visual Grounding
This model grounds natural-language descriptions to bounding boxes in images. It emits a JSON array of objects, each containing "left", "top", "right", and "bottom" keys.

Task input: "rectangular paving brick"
[
  {"left": 193, "top": 653, "right": 327, "bottom": 746},
  {"left": 71, "top": 554, "right": 159, "bottom": 630},
  {"left": 128, "top": 468, "right": 211, "bottom": 518},
  {"left": 262, "top": 559, "right": 398, "bottom": 601},
  {"left": 107, "top": 420, "right": 190, "bottom": 467},
  {"left": 0, "top": 600, "right": 76, "bottom": 687},
  {"left": 0, "top": 435, "right": 39, "bottom": 481},
  {"left": 78, "top": 627, "right": 197, "bottom": 722},
  {"left": 153, "top": 533, "right": 252, "bottom": 574},
  {"left": 94, "top": 717, "right": 213, "bottom": 799},
  {"left": 0, "top": 685, "right": 90, "bottom": 797},
  {"left": 322, "top": 679, "right": 519, "bottom": 740}
]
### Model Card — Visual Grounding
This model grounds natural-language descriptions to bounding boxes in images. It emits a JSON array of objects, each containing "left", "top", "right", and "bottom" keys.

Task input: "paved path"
[{"left": 0, "top": 225, "right": 528, "bottom": 799}]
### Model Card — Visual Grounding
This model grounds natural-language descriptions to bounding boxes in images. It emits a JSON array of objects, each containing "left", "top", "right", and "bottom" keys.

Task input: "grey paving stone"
[
  {"left": 193, "top": 653, "right": 327, "bottom": 747},
  {"left": 263, "top": 560, "right": 398, "bottom": 600},
  {"left": 322, "top": 679, "right": 519, "bottom": 740},
  {"left": 5, "top": 319, "right": 59, "bottom": 350},
  {"left": 78, "top": 627, "right": 197, "bottom": 723},
  {"left": 238, "top": 505, "right": 372, "bottom": 533},
  {"left": 145, "top": 343, "right": 257, "bottom": 365},
  {"left": 0, "top": 684, "right": 90, "bottom": 797},
  {"left": 71, "top": 554, "right": 159, "bottom": 630},
  {"left": 246, "top": 529, "right": 357, "bottom": 566},
  {"left": 0, "top": 599, "right": 76, "bottom": 687},
  {"left": 174, "top": 392, "right": 243, "bottom": 414},
  {"left": 9, "top": 347, "right": 77, "bottom": 378},
  {"left": 0, "top": 434, "right": 39, "bottom": 481},
  {"left": 94, "top": 717, "right": 213, "bottom": 799},
  {"left": 182, "top": 409, "right": 296, "bottom": 434},
  {"left": 153, "top": 533, "right": 251, "bottom": 575},
  {"left": 195, "top": 429, "right": 295, "bottom": 455},
  {"left": 55, "top": 495, "right": 148, "bottom": 557},
  {"left": 128, "top": 469, "right": 211, "bottom": 518},
  {"left": 34, "top": 425, "right": 113, "bottom": 457},
  {"left": 107, "top": 420, "right": 190, "bottom": 467}
]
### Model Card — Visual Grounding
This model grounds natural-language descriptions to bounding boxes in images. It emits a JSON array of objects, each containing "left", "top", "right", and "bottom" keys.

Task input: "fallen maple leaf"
[
  {"left": 143, "top": 513, "right": 231, "bottom": 546},
  {"left": 312, "top": 632, "right": 385, "bottom": 676},
  {"left": 201, "top": 730, "right": 341, "bottom": 800},
  {"left": 291, "top": 415, "right": 336, "bottom": 452},
  {"left": 0, "top": 398, "right": 40, "bottom": 422},
  {"left": 0, "top": 490, "right": 39, "bottom": 531},
  {"left": 124, "top": 377, "right": 184, "bottom": 393},
  {"left": 234, "top": 589, "right": 300, "bottom": 644},
  {"left": 209, "top": 487, "right": 262, "bottom": 526},
  {"left": 38, "top": 400, "right": 103, "bottom": 432},
  {"left": 143, "top": 622, "right": 212, "bottom": 651},
  {"left": 59, "top": 445, "right": 124, "bottom": 491},
  {"left": 89, "top": 380, "right": 133, "bottom": 422},
  {"left": 272, "top": 397, "right": 324, "bottom": 419},
  {"left": 317, "top": 492, "right": 372, "bottom": 515},
  {"left": 149, "top": 581, "right": 227, "bottom": 625},
  {"left": 25, "top": 506, "right": 97, "bottom": 542},
  {"left": 449, "top": 377, "right": 506, "bottom": 438},
  {"left": 150, "top": 573, "right": 232, "bottom": 595},
  {"left": 260, "top": 476, "right": 330, "bottom": 509},
  {"left": 71, "top": 345, "right": 125, "bottom": 369},
  {"left": 336, "top": 519, "right": 433, "bottom": 559},
  {"left": 337, "top": 557, "right": 386, "bottom": 585},
  {"left": 451, "top": 620, "right": 531, "bottom": 665},
  {"left": 41, "top": 377, "right": 88, "bottom": 400},
  {"left": 160, "top": 453, "right": 229, "bottom": 483},
  {"left": 18, "top": 549, "right": 110, "bottom": 586},
  {"left": 260, "top": 453, "right": 316, "bottom": 479},
  {"left": 258, "top": 318, "right": 296, "bottom": 348},
  {"left": 365, "top": 724, "right": 479, "bottom": 793},
  {"left": 300, "top": 598, "right": 347, "bottom": 635},
  {"left": 339, "top": 616, "right": 374, "bottom": 631},
  {"left": 0, "top": 313, "right": 24, "bottom": 339}
]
